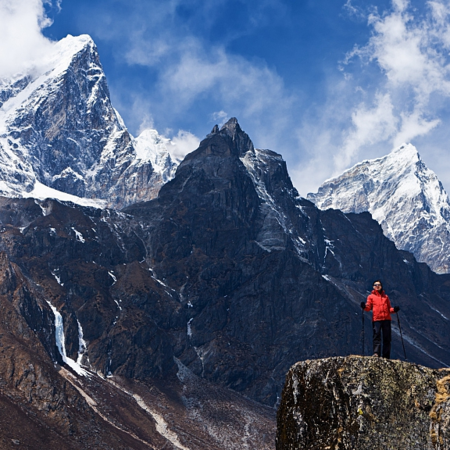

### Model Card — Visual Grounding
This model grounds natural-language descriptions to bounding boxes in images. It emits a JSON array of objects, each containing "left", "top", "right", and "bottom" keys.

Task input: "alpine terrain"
[
  {"left": 308, "top": 143, "right": 450, "bottom": 274},
  {"left": 0, "top": 34, "right": 180, "bottom": 210},
  {"left": 0, "top": 33, "right": 450, "bottom": 448}
]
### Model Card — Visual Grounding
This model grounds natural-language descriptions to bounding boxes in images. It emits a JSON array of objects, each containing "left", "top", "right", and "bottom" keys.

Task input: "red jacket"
[{"left": 365, "top": 290, "right": 394, "bottom": 321}]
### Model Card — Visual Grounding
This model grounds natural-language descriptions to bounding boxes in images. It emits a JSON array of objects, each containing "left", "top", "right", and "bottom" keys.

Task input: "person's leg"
[
  {"left": 381, "top": 320, "right": 392, "bottom": 358},
  {"left": 372, "top": 321, "right": 381, "bottom": 356}
]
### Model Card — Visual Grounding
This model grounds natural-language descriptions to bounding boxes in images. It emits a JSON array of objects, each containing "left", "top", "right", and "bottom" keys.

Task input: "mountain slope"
[
  {"left": 0, "top": 119, "right": 450, "bottom": 447},
  {"left": 0, "top": 34, "right": 178, "bottom": 209},
  {"left": 308, "top": 143, "right": 450, "bottom": 274},
  {"left": 126, "top": 119, "right": 450, "bottom": 399},
  {"left": 0, "top": 197, "right": 275, "bottom": 449}
]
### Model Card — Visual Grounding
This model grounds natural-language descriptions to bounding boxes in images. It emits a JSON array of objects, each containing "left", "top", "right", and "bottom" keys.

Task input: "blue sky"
[{"left": 2, "top": 0, "right": 450, "bottom": 195}]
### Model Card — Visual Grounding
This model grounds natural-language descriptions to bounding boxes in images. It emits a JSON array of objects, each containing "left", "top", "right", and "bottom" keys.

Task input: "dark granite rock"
[
  {"left": 276, "top": 356, "right": 450, "bottom": 450},
  {"left": 0, "top": 118, "right": 450, "bottom": 446},
  {"left": 125, "top": 118, "right": 450, "bottom": 405}
]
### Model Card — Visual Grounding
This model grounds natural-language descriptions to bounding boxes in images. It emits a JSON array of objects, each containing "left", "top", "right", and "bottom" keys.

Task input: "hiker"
[{"left": 360, "top": 280, "right": 400, "bottom": 358}]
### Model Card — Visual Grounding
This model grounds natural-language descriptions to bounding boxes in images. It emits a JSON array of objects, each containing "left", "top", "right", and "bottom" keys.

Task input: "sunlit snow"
[{"left": 309, "top": 143, "right": 450, "bottom": 273}]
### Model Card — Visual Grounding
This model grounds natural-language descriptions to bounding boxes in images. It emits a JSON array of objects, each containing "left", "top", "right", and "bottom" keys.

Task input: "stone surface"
[
  {"left": 277, "top": 356, "right": 450, "bottom": 450},
  {"left": 0, "top": 244, "right": 275, "bottom": 449}
]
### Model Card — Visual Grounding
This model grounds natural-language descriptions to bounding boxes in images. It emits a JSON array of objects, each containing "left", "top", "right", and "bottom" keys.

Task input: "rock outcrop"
[{"left": 277, "top": 356, "right": 450, "bottom": 449}]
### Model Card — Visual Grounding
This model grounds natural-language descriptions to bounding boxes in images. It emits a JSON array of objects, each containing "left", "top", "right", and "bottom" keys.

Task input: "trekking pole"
[
  {"left": 396, "top": 312, "right": 407, "bottom": 361},
  {"left": 361, "top": 308, "right": 364, "bottom": 356}
]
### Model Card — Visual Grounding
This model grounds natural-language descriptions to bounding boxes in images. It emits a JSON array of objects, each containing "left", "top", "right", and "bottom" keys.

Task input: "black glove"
[
  {"left": 394, "top": 306, "right": 400, "bottom": 313},
  {"left": 360, "top": 302, "right": 366, "bottom": 309}
]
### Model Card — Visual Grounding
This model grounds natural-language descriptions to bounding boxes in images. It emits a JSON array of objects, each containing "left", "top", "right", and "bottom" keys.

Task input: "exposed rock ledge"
[{"left": 276, "top": 356, "right": 450, "bottom": 450}]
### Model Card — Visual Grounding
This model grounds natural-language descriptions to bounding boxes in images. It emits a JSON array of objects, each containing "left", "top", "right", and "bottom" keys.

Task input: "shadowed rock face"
[
  {"left": 1, "top": 118, "right": 450, "bottom": 446},
  {"left": 276, "top": 356, "right": 450, "bottom": 450},
  {"left": 126, "top": 119, "right": 450, "bottom": 401}
]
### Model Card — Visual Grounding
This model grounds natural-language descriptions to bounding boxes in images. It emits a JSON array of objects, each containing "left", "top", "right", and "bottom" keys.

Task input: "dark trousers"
[{"left": 373, "top": 320, "right": 391, "bottom": 358}]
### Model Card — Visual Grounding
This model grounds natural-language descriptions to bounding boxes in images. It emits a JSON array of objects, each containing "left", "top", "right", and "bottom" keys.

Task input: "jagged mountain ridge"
[
  {"left": 1, "top": 118, "right": 450, "bottom": 447},
  {"left": 308, "top": 143, "right": 450, "bottom": 274},
  {"left": 0, "top": 34, "right": 179, "bottom": 209},
  {"left": 1, "top": 29, "right": 450, "bottom": 447}
]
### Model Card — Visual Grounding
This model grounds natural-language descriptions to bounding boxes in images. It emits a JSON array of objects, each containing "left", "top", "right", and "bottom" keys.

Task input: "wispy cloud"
[
  {"left": 92, "top": 0, "right": 297, "bottom": 156},
  {"left": 337, "top": 93, "right": 398, "bottom": 172},
  {"left": 343, "top": 0, "right": 450, "bottom": 148},
  {"left": 0, "top": 0, "right": 57, "bottom": 78},
  {"left": 296, "top": 0, "right": 450, "bottom": 194},
  {"left": 211, "top": 111, "right": 229, "bottom": 127},
  {"left": 343, "top": 0, "right": 366, "bottom": 19},
  {"left": 159, "top": 42, "right": 294, "bottom": 120}
]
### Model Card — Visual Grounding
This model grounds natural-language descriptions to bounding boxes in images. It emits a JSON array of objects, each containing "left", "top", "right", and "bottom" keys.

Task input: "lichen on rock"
[{"left": 276, "top": 356, "right": 450, "bottom": 450}]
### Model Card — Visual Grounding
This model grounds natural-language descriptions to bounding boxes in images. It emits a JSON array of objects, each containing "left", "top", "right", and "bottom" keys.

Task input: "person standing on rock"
[{"left": 360, "top": 280, "right": 400, "bottom": 358}]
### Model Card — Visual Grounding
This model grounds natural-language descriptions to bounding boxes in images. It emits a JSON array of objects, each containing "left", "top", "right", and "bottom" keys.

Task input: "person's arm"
[
  {"left": 363, "top": 295, "right": 373, "bottom": 312},
  {"left": 387, "top": 295, "right": 397, "bottom": 313}
]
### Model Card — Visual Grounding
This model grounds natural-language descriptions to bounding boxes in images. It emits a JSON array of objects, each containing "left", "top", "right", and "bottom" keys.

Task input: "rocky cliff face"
[
  {"left": 125, "top": 118, "right": 450, "bottom": 400},
  {"left": 0, "top": 34, "right": 178, "bottom": 209},
  {"left": 0, "top": 220, "right": 275, "bottom": 448},
  {"left": 276, "top": 356, "right": 450, "bottom": 450},
  {"left": 308, "top": 144, "right": 450, "bottom": 274},
  {"left": 1, "top": 118, "right": 450, "bottom": 447}
]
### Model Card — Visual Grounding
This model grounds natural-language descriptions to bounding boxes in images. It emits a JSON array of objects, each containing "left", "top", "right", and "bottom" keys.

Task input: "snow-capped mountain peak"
[
  {"left": 133, "top": 129, "right": 178, "bottom": 182},
  {"left": 308, "top": 143, "right": 450, "bottom": 273},
  {"left": 0, "top": 34, "right": 178, "bottom": 208},
  {"left": 0, "top": 34, "right": 96, "bottom": 119}
]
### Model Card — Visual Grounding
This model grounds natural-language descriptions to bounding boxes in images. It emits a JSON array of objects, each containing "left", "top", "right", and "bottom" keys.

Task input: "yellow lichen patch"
[
  {"left": 435, "top": 376, "right": 450, "bottom": 404},
  {"left": 429, "top": 374, "right": 450, "bottom": 446}
]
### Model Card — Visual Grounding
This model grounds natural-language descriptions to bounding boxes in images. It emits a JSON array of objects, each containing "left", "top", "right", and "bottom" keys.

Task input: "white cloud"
[
  {"left": 394, "top": 111, "right": 440, "bottom": 147},
  {"left": 337, "top": 93, "right": 398, "bottom": 173},
  {"left": 332, "top": 0, "right": 450, "bottom": 176},
  {"left": 161, "top": 43, "right": 293, "bottom": 119},
  {"left": 0, "top": 0, "right": 56, "bottom": 79},
  {"left": 365, "top": 2, "right": 450, "bottom": 98},
  {"left": 211, "top": 110, "right": 229, "bottom": 126},
  {"left": 171, "top": 130, "right": 200, "bottom": 160}
]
